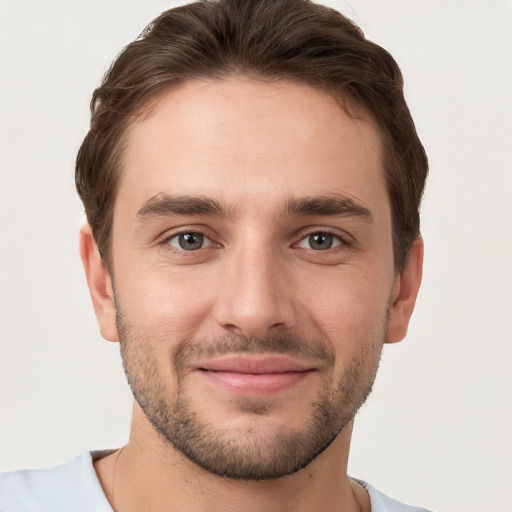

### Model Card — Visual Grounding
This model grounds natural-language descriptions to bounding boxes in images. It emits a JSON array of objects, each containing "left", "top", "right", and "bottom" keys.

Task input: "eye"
[
  {"left": 296, "top": 232, "right": 343, "bottom": 251},
  {"left": 167, "top": 232, "right": 212, "bottom": 251}
]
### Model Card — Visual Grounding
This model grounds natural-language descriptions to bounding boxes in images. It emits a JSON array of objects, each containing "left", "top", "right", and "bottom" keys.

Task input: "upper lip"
[{"left": 195, "top": 355, "right": 315, "bottom": 374}]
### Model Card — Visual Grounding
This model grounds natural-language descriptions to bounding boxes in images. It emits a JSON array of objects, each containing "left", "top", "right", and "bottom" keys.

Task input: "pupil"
[
  {"left": 179, "top": 233, "right": 203, "bottom": 250},
  {"left": 310, "top": 233, "right": 332, "bottom": 250}
]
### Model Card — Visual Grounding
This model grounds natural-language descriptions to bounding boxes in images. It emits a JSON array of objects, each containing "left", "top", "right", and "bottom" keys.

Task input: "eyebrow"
[
  {"left": 136, "top": 194, "right": 234, "bottom": 221},
  {"left": 135, "top": 193, "right": 373, "bottom": 222},
  {"left": 284, "top": 195, "right": 373, "bottom": 221}
]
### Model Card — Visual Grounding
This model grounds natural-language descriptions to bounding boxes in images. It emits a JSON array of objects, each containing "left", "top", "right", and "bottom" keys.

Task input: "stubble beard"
[{"left": 117, "top": 312, "right": 384, "bottom": 481}]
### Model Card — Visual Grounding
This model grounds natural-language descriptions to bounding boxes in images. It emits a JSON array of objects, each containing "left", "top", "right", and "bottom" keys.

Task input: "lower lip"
[{"left": 199, "top": 370, "right": 312, "bottom": 397}]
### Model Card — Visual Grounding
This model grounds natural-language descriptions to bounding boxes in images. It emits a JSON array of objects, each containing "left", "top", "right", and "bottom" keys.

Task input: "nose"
[{"left": 215, "top": 244, "right": 297, "bottom": 339}]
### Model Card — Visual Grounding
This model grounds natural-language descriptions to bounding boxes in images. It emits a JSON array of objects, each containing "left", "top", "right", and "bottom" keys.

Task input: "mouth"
[{"left": 194, "top": 355, "right": 316, "bottom": 397}]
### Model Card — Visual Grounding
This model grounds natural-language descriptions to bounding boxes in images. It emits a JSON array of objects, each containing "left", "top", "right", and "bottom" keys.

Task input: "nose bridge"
[{"left": 215, "top": 234, "right": 295, "bottom": 338}]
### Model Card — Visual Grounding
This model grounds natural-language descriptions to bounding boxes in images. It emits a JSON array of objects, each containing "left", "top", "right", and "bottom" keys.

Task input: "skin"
[{"left": 81, "top": 78, "right": 423, "bottom": 512}]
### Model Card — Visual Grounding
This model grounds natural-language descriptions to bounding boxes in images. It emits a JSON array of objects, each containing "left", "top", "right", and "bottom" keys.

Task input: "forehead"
[{"left": 117, "top": 77, "right": 387, "bottom": 218}]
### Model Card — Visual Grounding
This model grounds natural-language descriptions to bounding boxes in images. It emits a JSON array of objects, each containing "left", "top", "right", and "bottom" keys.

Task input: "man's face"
[{"left": 104, "top": 78, "right": 404, "bottom": 479}]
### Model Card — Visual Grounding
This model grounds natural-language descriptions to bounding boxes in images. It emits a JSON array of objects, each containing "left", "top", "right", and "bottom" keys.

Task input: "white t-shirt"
[{"left": 0, "top": 452, "right": 433, "bottom": 512}]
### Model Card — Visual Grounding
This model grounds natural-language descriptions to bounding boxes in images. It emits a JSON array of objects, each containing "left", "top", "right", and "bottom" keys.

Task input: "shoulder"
[
  {"left": 357, "top": 480, "right": 434, "bottom": 512},
  {"left": 0, "top": 452, "right": 112, "bottom": 512}
]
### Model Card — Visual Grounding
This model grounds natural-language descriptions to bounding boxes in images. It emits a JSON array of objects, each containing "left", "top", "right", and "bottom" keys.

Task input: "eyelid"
[
  {"left": 293, "top": 228, "right": 353, "bottom": 249},
  {"left": 158, "top": 225, "right": 220, "bottom": 248},
  {"left": 295, "top": 234, "right": 341, "bottom": 250},
  {"left": 155, "top": 225, "right": 353, "bottom": 252},
  {"left": 166, "top": 232, "right": 213, "bottom": 250}
]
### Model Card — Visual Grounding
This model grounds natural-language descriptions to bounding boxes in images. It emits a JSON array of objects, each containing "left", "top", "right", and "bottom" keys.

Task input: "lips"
[{"left": 195, "top": 355, "right": 315, "bottom": 396}]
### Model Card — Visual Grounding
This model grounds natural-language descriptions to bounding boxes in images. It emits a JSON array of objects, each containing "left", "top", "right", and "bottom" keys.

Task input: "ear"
[
  {"left": 385, "top": 236, "right": 424, "bottom": 344},
  {"left": 79, "top": 224, "right": 119, "bottom": 342}
]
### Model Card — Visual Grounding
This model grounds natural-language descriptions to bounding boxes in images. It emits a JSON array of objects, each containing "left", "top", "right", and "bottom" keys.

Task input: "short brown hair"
[{"left": 76, "top": 0, "right": 428, "bottom": 272}]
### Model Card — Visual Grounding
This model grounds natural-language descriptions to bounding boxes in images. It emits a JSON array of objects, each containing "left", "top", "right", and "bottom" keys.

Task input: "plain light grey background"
[{"left": 1, "top": 1, "right": 511, "bottom": 511}]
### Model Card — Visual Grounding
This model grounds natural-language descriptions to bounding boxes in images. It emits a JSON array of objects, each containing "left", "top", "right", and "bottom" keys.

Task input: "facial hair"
[{"left": 117, "top": 311, "right": 384, "bottom": 481}]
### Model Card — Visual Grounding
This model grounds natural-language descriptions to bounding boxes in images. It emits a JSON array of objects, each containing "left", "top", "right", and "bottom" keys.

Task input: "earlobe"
[
  {"left": 385, "top": 236, "right": 424, "bottom": 344},
  {"left": 79, "top": 224, "right": 119, "bottom": 342}
]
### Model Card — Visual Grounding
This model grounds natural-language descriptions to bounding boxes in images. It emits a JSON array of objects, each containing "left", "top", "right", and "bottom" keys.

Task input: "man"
[{"left": 1, "top": 0, "right": 430, "bottom": 510}]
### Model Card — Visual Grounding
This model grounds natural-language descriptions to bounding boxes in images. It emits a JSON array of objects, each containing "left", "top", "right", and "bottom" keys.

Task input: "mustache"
[{"left": 172, "top": 333, "right": 335, "bottom": 370}]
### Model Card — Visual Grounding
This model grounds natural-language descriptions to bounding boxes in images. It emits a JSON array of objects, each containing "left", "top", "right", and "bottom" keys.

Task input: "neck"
[{"left": 94, "top": 406, "right": 368, "bottom": 512}]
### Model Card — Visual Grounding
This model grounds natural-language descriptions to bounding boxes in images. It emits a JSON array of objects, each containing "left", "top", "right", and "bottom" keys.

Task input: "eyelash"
[
  {"left": 160, "top": 227, "right": 217, "bottom": 254},
  {"left": 294, "top": 230, "right": 352, "bottom": 251},
  {"left": 160, "top": 227, "right": 352, "bottom": 254}
]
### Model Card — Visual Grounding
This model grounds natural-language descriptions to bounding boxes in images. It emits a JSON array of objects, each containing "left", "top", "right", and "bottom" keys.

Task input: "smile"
[{"left": 195, "top": 356, "right": 316, "bottom": 397}]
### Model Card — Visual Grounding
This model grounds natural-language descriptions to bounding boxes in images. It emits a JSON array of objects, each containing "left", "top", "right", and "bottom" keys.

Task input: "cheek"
[
  {"left": 299, "top": 264, "right": 392, "bottom": 347},
  {"left": 115, "top": 264, "right": 216, "bottom": 343},
  {"left": 311, "top": 287, "right": 387, "bottom": 387}
]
